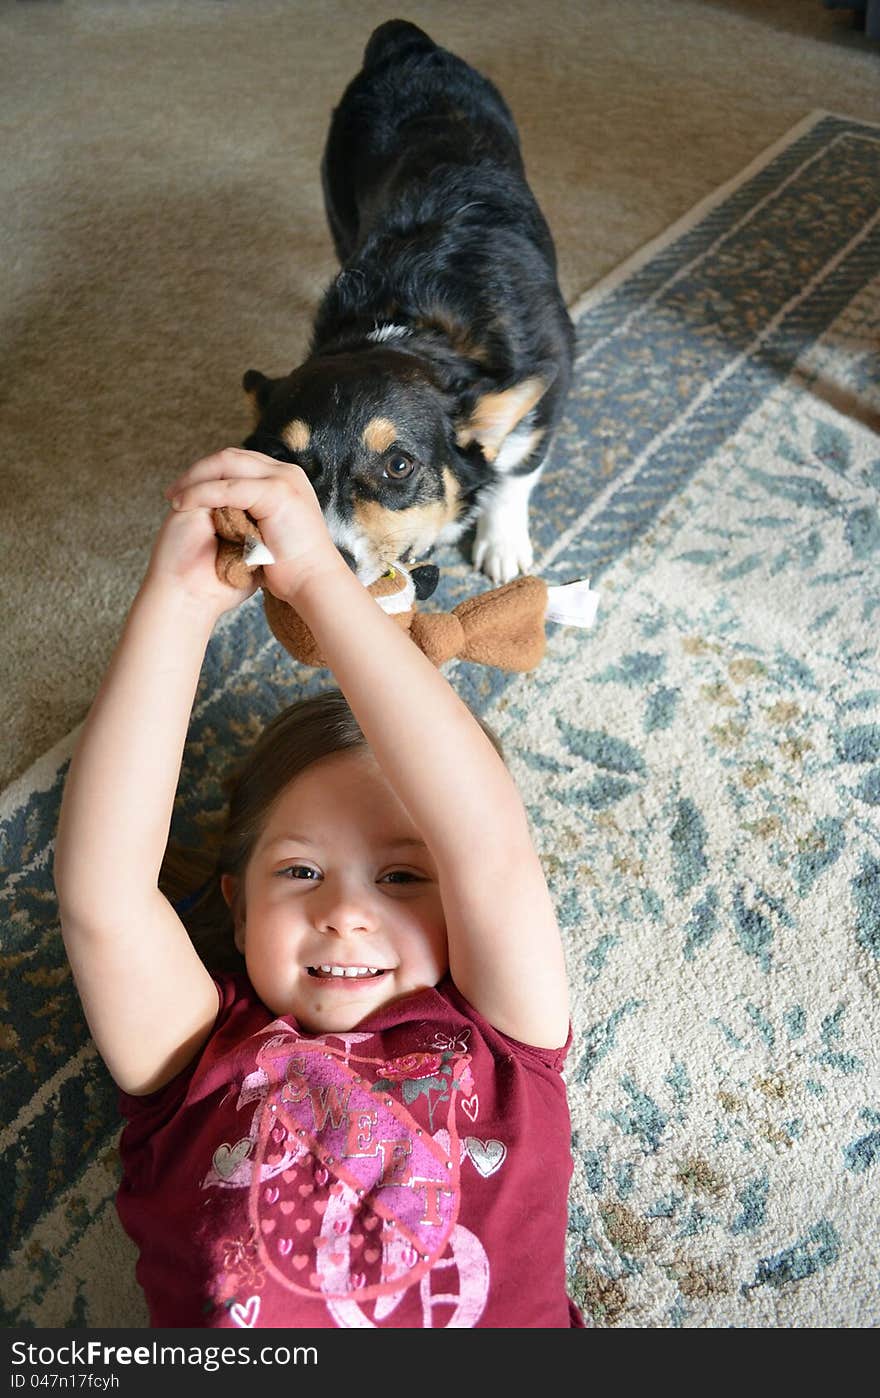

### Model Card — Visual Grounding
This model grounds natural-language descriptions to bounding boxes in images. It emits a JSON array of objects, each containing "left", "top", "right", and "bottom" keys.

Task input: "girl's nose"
[{"left": 313, "top": 878, "right": 379, "bottom": 937}]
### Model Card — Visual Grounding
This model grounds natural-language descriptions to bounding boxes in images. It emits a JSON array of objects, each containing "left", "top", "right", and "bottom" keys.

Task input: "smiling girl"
[{"left": 54, "top": 448, "right": 583, "bottom": 1328}]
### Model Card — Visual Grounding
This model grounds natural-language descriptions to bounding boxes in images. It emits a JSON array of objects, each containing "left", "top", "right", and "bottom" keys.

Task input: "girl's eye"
[
  {"left": 380, "top": 869, "right": 422, "bottom": 884},
  {"left": 384, "top": 452, "right": 416, "bottom": 480},
  {"left": 281, "top": 865, "right": 321, "bottom": 881}
]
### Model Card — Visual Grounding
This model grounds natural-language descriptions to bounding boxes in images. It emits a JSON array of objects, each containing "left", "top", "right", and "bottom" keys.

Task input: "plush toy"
[{"left": 212, "top": 506, "right": 599, "bottom": 673}]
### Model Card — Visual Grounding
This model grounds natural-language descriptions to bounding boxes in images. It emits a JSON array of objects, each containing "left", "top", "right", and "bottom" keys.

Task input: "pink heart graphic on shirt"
[
  {"left": 271, "top": 1125, "right": 287, "bottom": 1144},
  {"left": 260, "top": 1218, "right": 276, "bottom": 1235},
  {"left": 432, "top": 1127, "right": 466, "bottom": 1164},
  {"left": 263, "top": 1185, "right": 279, "bottom": 1206},
  {"left": 277, "top": 1238, "right": 293, "bottom": 1257},
  {"left": 280, "top": 1200, "right": 296, "bottom": 1216},
  {"left": 365, "top": 1247, "right": 380, "bottom": 1264},
  {"left": 230, "top": 1295, "right": 260, "bottom": 1329},
  {"left": 292, "top": 1255, "right": 308, "bottom": 1271},
  {"left": 298, "top": 1184, "right": 314, "bottom": 1198},
  {"left": 250, "top": 1041, "right": 463, "bottom": 1283},
  {"left": 461, "top": 1095, "right": 479, "bottom": 1121},
  {"left": 349, "top": 1234, "right": 364, "bottom": 1252}
]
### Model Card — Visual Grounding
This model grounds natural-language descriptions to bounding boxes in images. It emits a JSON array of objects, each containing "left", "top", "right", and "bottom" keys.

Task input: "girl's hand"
[
  {"left": 146, "top": 501, "right": 257, "bottom": 617},
  {"left": 165, "top": 448, "right": 343, "bottom": 600}
]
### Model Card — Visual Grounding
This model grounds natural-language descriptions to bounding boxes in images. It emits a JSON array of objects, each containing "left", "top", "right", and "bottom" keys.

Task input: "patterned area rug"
[{"left": 2, "top": 111, "right": 878, "bottom": 1329}]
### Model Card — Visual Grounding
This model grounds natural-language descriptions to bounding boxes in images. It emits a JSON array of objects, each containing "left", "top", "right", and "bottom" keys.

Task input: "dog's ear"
[
  {"left": 242, "top": 369, "right": 273, "bottom": 417},
  {"left": 455, "top": 371, "right": 557, "bottom": 462}
]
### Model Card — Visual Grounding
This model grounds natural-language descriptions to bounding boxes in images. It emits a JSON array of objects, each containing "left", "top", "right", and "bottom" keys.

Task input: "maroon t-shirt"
[{"left": 117, "top": 973, "right": 585, "bottom": 1328}]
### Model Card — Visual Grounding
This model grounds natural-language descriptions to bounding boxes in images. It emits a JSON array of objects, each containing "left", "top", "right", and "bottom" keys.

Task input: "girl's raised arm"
[
  {"left": 298, "top": 568, "right": 570, "bottom": 1047},
  {"left": 54, "top": 506, "right": 253, "bottom": 1094},
  {"left": 169, "top": 451, "right": 570, "bottom": 1049}
]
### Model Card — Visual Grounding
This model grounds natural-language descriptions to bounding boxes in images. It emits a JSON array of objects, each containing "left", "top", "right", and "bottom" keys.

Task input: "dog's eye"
[{"left": 384, "top": 452, "right": 416, "bottom": 480}]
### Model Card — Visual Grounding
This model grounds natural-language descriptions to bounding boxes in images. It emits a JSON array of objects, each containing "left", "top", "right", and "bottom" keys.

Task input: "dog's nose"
[{"left": 337, "top": 547, "right": 358, "bottom": 574}]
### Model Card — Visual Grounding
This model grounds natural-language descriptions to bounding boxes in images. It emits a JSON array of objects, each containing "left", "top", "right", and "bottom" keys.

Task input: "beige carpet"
[{"left": 1, "top": 0, "right": 879, "bottom": 793}]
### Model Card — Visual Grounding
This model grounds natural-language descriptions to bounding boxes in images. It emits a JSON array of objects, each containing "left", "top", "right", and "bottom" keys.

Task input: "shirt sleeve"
[{"left": 439, "top": 977, "right": 572, "bottom": 1073}]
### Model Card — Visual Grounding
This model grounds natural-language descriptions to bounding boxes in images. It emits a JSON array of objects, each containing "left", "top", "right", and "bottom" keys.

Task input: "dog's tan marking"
[
  {"left": 417, "top": 306, "right": 492, "bottom": 365},
  {"left": 281, "top": 416, "right": 311, "bottom": 450},
  {"left": 362, "top": 417, "right": 399, "bottom": 454},
  {"left": 282, "top": 419, "right": 311, "bottom": 453},
  {"left": 354, "top": 469, "right": 460, "bottom": 562},
  {"left": 456, "top": 377, "right": 548, "bottom": 461}
]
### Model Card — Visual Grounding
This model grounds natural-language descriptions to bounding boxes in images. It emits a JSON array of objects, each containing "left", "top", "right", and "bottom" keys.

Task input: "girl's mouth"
[{"left": 307, "top": 965, "right": 386, "bottom": 980}]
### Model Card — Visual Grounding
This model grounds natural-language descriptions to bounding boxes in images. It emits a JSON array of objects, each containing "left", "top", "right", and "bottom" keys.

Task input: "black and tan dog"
[{"left": 242, "top": 19, "right": 574, "bottom": 585}]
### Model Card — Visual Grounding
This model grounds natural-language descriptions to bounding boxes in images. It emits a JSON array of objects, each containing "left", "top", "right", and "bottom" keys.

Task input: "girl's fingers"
[
  {"left": 164, "top": 448, "right": 297, "bottom": 500},
  {"left": 169, "top": 475, "right": 288, "bottom": 518},
  {"left": 163, "top": 500, "right": 220, "bottom": 536}
]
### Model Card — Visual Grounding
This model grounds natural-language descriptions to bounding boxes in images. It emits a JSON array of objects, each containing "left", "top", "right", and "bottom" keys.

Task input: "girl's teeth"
[{"left": 315, "top": 965, "right": 380, "bottom": 978}]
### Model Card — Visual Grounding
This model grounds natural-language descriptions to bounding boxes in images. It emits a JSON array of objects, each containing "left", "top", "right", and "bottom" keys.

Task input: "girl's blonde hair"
[{"left": 160, "top": 686, "right": 504, "bottom": 971}]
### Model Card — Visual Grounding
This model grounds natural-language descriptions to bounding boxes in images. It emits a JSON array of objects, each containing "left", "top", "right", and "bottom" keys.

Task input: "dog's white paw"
[{"left": 472, "top": 519, "right": 534, "bottom": 584}]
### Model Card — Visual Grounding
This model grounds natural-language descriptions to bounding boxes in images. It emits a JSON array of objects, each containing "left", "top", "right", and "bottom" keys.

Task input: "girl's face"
[{"left": 222, "top": 748, "right": 448, "bottom": 1031}]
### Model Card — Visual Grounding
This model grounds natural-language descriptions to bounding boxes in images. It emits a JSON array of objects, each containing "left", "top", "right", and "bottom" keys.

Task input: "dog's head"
[{"left": 241, "top": 343, "right": 551, "bottom": 581}]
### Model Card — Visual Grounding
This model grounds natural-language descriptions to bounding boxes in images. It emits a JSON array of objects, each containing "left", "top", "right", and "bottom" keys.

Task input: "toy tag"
[
  {"left": 243, "top": 536, "right": 276, "bottom": 567},
  {"left": 544, "top": 578, "right": 600, "bottom": 629}
]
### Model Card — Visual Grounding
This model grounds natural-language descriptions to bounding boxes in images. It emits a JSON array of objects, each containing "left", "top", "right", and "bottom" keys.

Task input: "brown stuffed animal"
[{"left": 212, "top": 506, "right": 597, "bottom": 673}]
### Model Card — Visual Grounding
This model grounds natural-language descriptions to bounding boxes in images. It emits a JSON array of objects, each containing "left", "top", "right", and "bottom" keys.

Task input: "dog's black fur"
[{"left": 242, "top": 19, "right": 574, "bottom": 584}]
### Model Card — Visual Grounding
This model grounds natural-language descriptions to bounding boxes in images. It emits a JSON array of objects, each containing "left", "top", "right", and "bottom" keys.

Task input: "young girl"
[{"left": 54, "top": 448, "right": 584, "bottom": 1329}]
